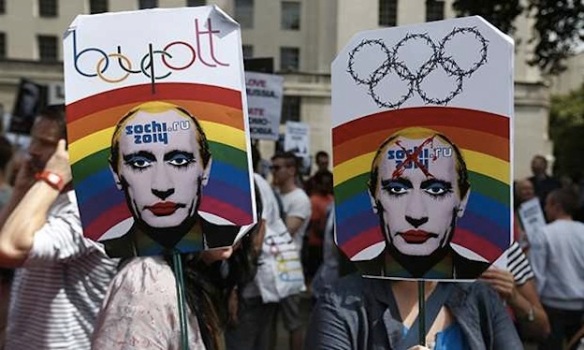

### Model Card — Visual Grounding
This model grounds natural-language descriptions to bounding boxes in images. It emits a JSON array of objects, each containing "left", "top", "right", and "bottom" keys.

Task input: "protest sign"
[
  {"left": 518, "top": 197, "right": 547, "bottom": 246},
  {"left": 246, "top": 72, "right": 284, "bottom": 140},
  {"left": 63, "top": 6, "right": 256, "bottom": 257},
  {"left": 332, "top": 16, "right": 513, "bottom": 280},
  {"left": 284, "top": 121, "right": 310, "bottom": 157},
  {"left": 9, "top": 79, "right": 46, "bottom": 134}
]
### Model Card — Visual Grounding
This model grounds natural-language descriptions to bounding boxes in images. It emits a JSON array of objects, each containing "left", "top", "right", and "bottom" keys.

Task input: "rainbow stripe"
[
  {"left": 333, "top": 107, "right": 511, "bottom": 262},
  {"left": 67, "top": 83, "right": 253, "bottom": 241}
]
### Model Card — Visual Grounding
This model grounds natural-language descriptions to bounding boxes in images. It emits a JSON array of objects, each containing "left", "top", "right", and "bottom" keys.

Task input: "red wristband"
[{"left": 35, "top": 171, "right": 65, "bottom": 191}]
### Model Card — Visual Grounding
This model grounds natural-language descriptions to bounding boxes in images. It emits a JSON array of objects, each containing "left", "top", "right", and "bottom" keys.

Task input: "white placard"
[
  {"left": 331, "top": 16, "right": 514, "bottom": 280},
  {"left": 518, "top": 197, "right": 547, "bottom": 246},
  {"left": 246, "top": 72, "right": 284, "bottom": 140},
  {"left": 284, "top": 121, "right": 310, "bottom": 158}
]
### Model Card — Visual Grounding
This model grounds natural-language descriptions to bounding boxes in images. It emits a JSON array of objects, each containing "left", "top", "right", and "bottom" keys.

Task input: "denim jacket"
[{"left": 305, "top": 274, "right": 522, "bottom": 350}]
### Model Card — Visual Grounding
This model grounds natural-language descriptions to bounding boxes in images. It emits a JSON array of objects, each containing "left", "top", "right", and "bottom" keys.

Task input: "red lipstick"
[
  {"left": 399, "top": 230, "right": 437, "bottom": 244},
  {"left": 146, "top": 202, "right": 179, "bottom": 216}
]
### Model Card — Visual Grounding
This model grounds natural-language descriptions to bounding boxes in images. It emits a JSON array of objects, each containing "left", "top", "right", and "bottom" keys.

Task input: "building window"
[
  {"left": 426, "top": 0, "right": 444, "bottom": 22},
  {"left": 282, "top": 96, "right": 301, "bottom": 123},
  {"left": 138, "top": 0, "right": 158, "bottom": 9},
  {"left": 0, "top": 33, "right": 5, "bottom": 59},
  {"left": 0, "top": 0, "right": 5, "bottom": 15},
  {"left": 37, "top": 35, "right": 58, "bottom": 62},
  {"left": 90, "top": 0, "right": 108, "bottom": 14},
  {"left": 39, "top": 0, "right": 58, "bottom": 17},
  {"left": 235, "top": 0, "right": 253, "bottom": 29},
  {"left": 187, "top": 0, "right": 206, "bottom": 6},
  {"left": 378, "top": 0, "right": 397, "bottom": 27},
  {"left": 281, "top": 2, "right": 300, "bottom": 30},
  {"left": 280, "top": 47, "right": 299, "bottom": 72},
  {"left": 242, "top": 45, "right": 253, "bottom": 58}
]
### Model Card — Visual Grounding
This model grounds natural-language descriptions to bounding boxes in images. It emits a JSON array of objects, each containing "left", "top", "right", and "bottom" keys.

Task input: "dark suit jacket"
[
  {"left": 357, "top": 247, "right": 491, "bottom": 280},
  {"left": 102, "top": 216, "right": 241, "bottom": 258}
]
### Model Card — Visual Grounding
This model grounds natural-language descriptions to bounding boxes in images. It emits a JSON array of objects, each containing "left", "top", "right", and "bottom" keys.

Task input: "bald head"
[{"left": 515, "top": 178, "right": 535, "bottom": 203}]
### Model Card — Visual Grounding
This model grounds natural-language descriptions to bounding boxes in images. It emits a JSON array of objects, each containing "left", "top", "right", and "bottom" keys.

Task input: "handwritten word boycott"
[{"left": 72, "top": 18, "right": 229, "bottom": 88}]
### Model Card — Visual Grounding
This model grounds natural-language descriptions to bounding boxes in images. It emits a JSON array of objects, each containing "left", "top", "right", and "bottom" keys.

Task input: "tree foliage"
[
  {"left": 549, "top": 83, "right": 584, "bottom": 176},
  {"left": 452, "top": 0, "right": 524, "bottom": 35},
  {"left": 453, "top": 0, "right": 584, "bottom": 75}
]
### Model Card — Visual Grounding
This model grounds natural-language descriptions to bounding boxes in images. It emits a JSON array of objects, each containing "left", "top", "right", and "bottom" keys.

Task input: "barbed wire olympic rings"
[{"left": 347, "top": 26, "right": 489, "bottom": 109}]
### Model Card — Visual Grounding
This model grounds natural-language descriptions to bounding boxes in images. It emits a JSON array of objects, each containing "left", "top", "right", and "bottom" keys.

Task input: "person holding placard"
[
  {"left": 528, "top": 155, "right": 561, "bottom": 209},
  {"left": 270, "top": 151, "right": 310, "bottom": 350},
  {"left": 92, "top": 186, "right": 265, "bottom": 350},
  {"left": 306, "top": 276, "right": 522, "bottom": 349}
]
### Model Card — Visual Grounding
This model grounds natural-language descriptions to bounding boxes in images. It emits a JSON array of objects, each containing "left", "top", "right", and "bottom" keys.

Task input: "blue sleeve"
[
  {"left": 486, "top": 285, "right": 523, "bottom": 348},
  {"left": 305, "top": 292, "right": 354, "bottom": 350}
]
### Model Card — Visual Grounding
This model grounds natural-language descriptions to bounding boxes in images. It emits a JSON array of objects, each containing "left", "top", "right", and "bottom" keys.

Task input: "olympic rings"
[
  {"left": 347, "top": 26, "right": 489, "bottom": 109},
  {"left": 96, "top": 54, "right": 130, "bottom": 84}
]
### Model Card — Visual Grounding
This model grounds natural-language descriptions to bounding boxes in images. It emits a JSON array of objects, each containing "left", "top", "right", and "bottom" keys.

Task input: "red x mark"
[{"left": 391, "top": 135, "right": 436, "bottom": 179}]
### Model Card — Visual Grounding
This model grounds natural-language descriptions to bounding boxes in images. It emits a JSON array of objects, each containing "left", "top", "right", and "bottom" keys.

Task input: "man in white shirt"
[
  {"left": 271, "top": 151, "right": 311, "bottom": 350},
  {"left": 530, "top": 188, "right": 584, "bottom": 350},
  {"left": 0, "top": 106, "right": 117, "bottom": 350}
]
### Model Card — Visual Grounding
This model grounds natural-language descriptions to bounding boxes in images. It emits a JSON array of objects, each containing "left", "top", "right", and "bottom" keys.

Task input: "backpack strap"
[{"left": 272, "top": 188, "right": 287, "bottom": 223}]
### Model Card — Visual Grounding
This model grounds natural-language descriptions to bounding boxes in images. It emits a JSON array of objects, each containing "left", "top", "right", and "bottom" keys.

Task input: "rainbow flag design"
[
  {"left": 333, "top": 106, "right": 510, "bottom": 263},
  {"left": 67, "top": 83, "right": 253, "bottom": 241}
]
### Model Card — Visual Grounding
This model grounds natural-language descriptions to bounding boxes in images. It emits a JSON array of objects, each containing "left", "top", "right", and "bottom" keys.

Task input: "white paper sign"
[
  {"left": 284, "top": 121, "right": 310, "bottom": 158},
  {"left": 246, "top": 72, "right": 284, "bottom": 140},
  {"left": 518, "top": 197, "right": 547, "bottom": 246},
  {"left": 63, "top": 6, "right": 257, "bottom": 257},
  {"left": 332, "top": 16, "right": 514, "bottom": 280}
]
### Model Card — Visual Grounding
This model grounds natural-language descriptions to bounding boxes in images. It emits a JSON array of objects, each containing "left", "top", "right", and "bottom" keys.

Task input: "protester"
[
  {"left": 271, "top": 151, "right": 311, "bottom": 350},
  {"left": 306, "top": 276, "right": 522, "bottom": 349},
  {"left": 91, "top": 248, "right": 233, "bottom": 350},
  {"left": 515, "top": 178, "right": 536, "bottom": 208},
  {"left": 310, "top": 204, "right": 337, "bottom": 301},
  {"left": 305, "top": 151, "right": 333, "bottom": 195},
  {"left": 93, "top": 183, "right": 265, "bottom": 350},
  {"left": 514, "top": 177, "right": 542, "bottom": 245},
  {"left": 303, "top": 170, "right": 333, "bottom": 286},
  {"left": 530, "top": 188, "right": 584, "bottom": 349},
  {"left": 225, "top": 145, "right": 282, "bottom": 350},
  {"left": 528, "top": 155, "right": 561, "bottom": 208},
  {"left": 481, "top": 241, "right": 550, "bottom": 341},
  {"left": 0, "top": 106, "right": 117, "bottom": 349}
]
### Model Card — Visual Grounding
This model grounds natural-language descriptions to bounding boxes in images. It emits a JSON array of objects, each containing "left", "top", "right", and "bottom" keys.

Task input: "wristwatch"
[{"left": 35, "top": 171, "right": 65, "bottom": 191}]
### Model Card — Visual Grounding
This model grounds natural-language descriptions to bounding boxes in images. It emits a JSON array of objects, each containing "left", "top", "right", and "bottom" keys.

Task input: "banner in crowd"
[
  {"left": 9, "top": 79, "right": 47, "bottom": 134},
  {"left": 246, "top": 72, "right": 284, "bottom": 140},
  {"left": 518, "top": 198, "right": 547, "bottom": 246},
  {"left": 284, "top": 121, "right": 310, "bottom": 158},
  {"left": 63, "top": 6, "right": 256, "bottom": 257},
  {"left": 331, "top": 16, "right": 514, "bottom": 280}
]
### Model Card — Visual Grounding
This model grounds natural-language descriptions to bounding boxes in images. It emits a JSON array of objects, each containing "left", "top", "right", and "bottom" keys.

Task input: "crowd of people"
[{"left": 0, "top": 105, "right": 583, "bottom": 350}]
